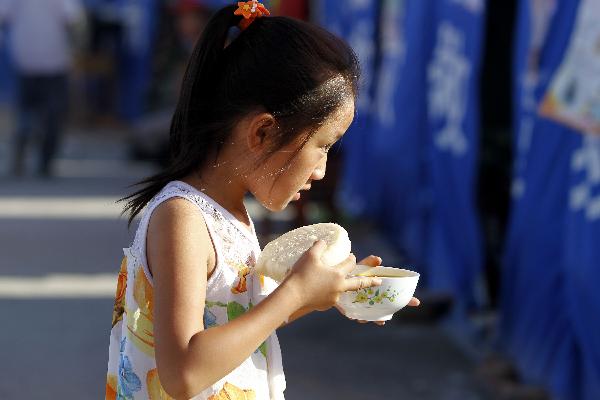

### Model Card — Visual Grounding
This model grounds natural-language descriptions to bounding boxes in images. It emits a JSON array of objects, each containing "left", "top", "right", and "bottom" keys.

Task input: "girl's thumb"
[{"left": 310, "top": 239, "right": 326, "bottom": 252}]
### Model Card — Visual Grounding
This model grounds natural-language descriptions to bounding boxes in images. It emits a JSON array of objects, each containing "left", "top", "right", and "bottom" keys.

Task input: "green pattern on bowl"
[{"left": 352, "top": 287, "right": 400, "bottom": 305}]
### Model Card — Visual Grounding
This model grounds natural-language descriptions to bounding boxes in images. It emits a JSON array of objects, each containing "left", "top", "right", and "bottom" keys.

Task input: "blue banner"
[
  {"left": 501, "top": 0, "right": 583, "bottom": 398},
  {"left": 369, "top": 0, "right": 434, "bottom": 273},
  {"left": 501, "top": 0, "right": 557, "bottom": 353},
  {"left": 424, "top": 0, "right": 486, "bottom": 311},
  {"left": 501, "top": 118, "right": 580, "bottom": 399},
  {"left": 318, "top": 0, "right": 379, "bottom": 217},
  {"left": 564, "top": 118, "right": 600, "bottom": 400}
]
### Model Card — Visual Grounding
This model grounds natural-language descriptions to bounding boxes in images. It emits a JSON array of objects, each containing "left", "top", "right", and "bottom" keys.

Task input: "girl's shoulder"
[
  {"left": 145, "top": 194, "right": 217, "bottom": 278},
  {"left": 143, "top": 180, "right": 221, "bottom": 248},
  {"left": 130, "top": 181, "right": 222, "bottom": 279}
]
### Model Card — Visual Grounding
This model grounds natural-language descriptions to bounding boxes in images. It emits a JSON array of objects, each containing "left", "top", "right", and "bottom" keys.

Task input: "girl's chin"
[
  {"left": 257, "top": 193, "right": 299, "bottom": 212},
  {"left": 259, "top": 198, "right": 288, "bottom": 212}
]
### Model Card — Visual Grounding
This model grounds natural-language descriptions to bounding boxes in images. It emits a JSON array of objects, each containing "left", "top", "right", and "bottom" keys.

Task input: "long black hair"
[{"left": 120, "top": 4, "right": 360, "bottom": 226}]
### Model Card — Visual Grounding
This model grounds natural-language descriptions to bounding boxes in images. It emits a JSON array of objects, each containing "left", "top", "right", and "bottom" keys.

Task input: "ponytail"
[
  {"left": 170, "top": 5, "right": 239, "bottom": 156},
  {"left": 119, "top": 5, "right": 240, "bottom": 226}
]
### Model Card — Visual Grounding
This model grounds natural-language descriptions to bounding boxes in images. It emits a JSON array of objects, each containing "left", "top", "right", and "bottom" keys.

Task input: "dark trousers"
[{"left": 12, "top": 73, "right": 69, "bottom": 176}]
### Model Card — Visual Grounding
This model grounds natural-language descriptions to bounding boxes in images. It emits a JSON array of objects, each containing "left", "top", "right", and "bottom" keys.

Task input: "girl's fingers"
[
  {"left": 357, "top": 255, "right": 382, "bottom": 267},
  {"left": 336, "top": 253, "right": 358, "bottom": 275},
  {"left": 354, "top": 319, "right": 385, "bottom": 326},
  {"left": 343, "top": 276, "right": 382, "bottom": 292},
  {"left": 308, "top": 240, "right": 328, "bottom": 257},
  {"left": 408, "top": 297, "right": 420, "bottom": 306}
]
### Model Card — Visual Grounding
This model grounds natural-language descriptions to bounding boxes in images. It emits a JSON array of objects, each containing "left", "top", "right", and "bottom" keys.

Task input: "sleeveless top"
[{"left": 105, "top": 180, "right": 286, "bottom": 400}]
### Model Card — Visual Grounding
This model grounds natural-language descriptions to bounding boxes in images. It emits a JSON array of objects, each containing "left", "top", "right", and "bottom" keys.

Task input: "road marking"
[
  {"left": 54, "top": 159, "right": 156, "bottom": 179},
  {"left": 0, "top": 196, "right": 297, "bottom": 221},
  {"left": 0, "top": 274, "right": 117, "bottom": 298},
  {"left": 0, "top": 197, "right": 124, "bottom": 219}
]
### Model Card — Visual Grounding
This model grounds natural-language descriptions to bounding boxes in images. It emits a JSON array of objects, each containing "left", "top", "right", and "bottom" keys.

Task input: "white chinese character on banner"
[
  {"left": 428, "top": 22, "right": 471, "bottom": 157},
  {"left": 511, "top": 0, "right": 557, "bottom": 200},
  {"left": 511, "top": 73, "right": 539, "bottom": 199},
  {"left": 450, "top": 0, "right": 484, "bottom": 14},
  {"left": 570, "top": 135, "right": 600, "bottom": 220},
  {"left": 373, "top": 0, "right": 406, "bottom": 127}
]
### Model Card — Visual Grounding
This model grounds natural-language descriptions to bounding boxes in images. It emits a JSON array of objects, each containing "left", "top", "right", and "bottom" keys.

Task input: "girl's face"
[{"left": 250, "top": 99, "right": 355, "bottom": 211}]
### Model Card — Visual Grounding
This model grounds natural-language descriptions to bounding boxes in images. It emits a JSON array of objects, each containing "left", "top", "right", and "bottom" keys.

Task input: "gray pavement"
[{"left": 0, "top": 123, "right": 488, "bottom": 399}]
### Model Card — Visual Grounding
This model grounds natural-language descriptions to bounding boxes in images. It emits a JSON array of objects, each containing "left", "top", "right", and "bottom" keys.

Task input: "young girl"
[{"left": 106, "top": 3, "right": 418, "bottom": 399}]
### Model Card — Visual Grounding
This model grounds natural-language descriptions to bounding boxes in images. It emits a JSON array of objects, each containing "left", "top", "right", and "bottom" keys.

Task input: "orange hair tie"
[{"left": 234, "top": 1, "right": 270, "bottom": 31}]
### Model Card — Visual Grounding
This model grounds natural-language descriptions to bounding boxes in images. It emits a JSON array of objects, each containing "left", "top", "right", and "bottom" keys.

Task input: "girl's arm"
[
  {"left": 147, "top": 198, "right": 298, "bottom": 399},
  {"left": 147, "top": 198, "right": 380, "bottom": 399}
]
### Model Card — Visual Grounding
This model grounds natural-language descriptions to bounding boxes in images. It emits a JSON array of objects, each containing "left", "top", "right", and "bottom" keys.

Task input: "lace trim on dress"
[{"left": 171, "top": 180, "right": 258, "bottom": 245}]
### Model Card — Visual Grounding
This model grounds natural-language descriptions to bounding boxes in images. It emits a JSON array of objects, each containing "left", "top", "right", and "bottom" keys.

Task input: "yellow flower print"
[
  {"left": 232, "top": 266, "right": 251, "bottom": 294},
  {"left": 105, "top": 373, "right": 117, "bottom": 400},
  {"left": 352, "top": 287, "right": 399, "bottom": 305},
  {"left": 230, "top": 253, "right": 256, "bottom": 294},
  {"left": 111, "top": 257, "right": 128, "bottom": 328},
  {"left": 125, "top": 266, "right": 155, "bottom": 357},
  {"left": 208, "top": 382, "right": 256, "bottom": 400},
  {"left": 133, "top": 266, "right": 154, "bottom": 315},
  {"left": 353, "top": 292, "right": 369, "bottom": 304},
  {"left": 147, "top": 369, "right": 174, "bottom": 400}
]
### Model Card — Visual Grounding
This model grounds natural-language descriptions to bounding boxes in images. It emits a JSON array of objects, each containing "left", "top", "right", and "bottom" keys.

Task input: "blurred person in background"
[
  {"left": 0, "top": 0, "right": 84, "bottom": 177},
  {"left": 129, "top": 0, "right": 211, "bottom": 166},
  {"left": 82, "top": 1, "right": 124, "bottom": 126}
]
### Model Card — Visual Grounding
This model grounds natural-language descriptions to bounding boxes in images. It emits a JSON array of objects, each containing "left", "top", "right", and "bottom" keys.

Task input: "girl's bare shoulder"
[{"left": 146, "top": 197, "right": 215, "bottom": 276}]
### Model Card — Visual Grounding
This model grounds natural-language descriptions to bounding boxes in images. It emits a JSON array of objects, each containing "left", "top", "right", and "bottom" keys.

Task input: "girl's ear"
[{"left": 246, "top": 113, "right": 277, "bottom": 153}]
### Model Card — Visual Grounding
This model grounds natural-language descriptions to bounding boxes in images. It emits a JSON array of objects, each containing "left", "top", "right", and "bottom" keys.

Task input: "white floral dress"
[{"left": 106, "top": 180, "right": 286, "bottom": 400}]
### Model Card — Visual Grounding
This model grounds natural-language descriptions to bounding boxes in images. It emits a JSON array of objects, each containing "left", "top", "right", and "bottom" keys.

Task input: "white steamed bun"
[{"left": 256, "top": 223, "right": 351, "bottom": 282}]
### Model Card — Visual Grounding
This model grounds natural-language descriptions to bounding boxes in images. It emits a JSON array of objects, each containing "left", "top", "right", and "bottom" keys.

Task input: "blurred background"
[{"left": 0, "top": 0, "right": 599, "bottom": 399}]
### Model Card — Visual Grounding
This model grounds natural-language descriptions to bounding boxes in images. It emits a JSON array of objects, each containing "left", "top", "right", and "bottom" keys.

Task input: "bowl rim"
[{"left": 351, "top": 265, "right": 420, "bottom": 278}]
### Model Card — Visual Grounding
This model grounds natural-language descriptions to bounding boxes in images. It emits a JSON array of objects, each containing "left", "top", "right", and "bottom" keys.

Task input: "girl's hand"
[
  {"left": 336, "top": 255, "right": 421, "bottom": 326},
  {"left": 283, "top": 240, "right": 383, "bottom": 313}
]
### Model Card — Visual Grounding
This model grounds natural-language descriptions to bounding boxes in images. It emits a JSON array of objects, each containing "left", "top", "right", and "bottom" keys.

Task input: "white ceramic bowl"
[{"left": 337, "top": 265, "right": 420, "bottom": 322}]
